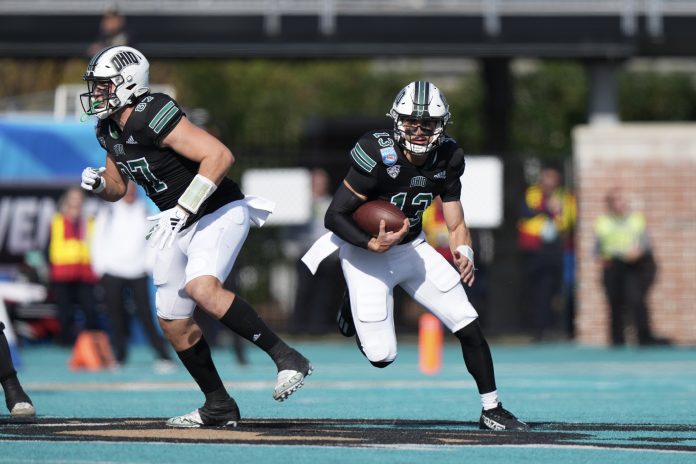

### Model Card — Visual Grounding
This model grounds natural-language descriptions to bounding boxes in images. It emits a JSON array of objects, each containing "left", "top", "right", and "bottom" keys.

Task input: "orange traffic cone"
[
  {"left": 418, "top": 313, "right": 443, "bottom": 375},
  {"left": 69, "top": 330, "right": 116, "bottom": 371}
]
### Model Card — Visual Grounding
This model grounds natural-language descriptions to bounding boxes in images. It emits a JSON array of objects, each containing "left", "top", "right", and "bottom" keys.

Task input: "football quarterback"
[{"left": 303, "top": 81, "right": 528, "bottom": 431}]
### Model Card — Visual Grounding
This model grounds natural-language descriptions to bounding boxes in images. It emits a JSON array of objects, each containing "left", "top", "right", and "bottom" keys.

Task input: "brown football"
[{"left": 353, "top": 200, "right": 407, "bottom": 236}]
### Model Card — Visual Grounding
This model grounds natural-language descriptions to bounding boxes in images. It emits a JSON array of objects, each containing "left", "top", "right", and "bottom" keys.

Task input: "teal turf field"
[{"left": 1, "top": 339, "right": 694, "bottom": 463}]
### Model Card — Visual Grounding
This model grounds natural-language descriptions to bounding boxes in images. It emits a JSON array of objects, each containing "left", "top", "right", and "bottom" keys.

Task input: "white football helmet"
[
  {"left": 81, "top": 45, "right": 150, "bottom": 119},
  {"left": 388, "top": 81, "right": 451, "bottom": 155}
]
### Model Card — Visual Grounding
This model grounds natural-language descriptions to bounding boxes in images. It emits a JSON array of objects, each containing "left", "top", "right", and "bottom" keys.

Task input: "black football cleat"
[
  {"left": 479, "top": 403, "right": 529, "bottom": 431},
  {"left": 337, "top": 290, "right": 356, "bottom": 337}
]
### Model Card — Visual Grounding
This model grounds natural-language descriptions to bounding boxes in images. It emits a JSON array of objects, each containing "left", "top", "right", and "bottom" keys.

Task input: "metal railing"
[
  {"left": 0, "top": 0, "right": 690, "bottom": 16},
  {"left": 0, "top": 0, "right": 683, "bottom": 38}
]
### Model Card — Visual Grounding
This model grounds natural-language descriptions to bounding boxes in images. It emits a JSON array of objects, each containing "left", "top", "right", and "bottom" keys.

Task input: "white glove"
[
  {"left": 147, "top": 205, "right": 190, "bottom": 249},
  {"left": 81, "top": 167, "right": 106, "bottom": 193}
]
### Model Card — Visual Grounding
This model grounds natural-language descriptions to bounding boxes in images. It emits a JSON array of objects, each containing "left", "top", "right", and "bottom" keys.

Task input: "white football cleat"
[
  {"left": 166, "top": 408, "right": 238, "bottom": 428},
  {"left": 273, "top": 365, "right": 313, "bottom": 402},
  {"left": 166, "top": 409, "right": 206, "bottom": 428},
  {"left": 166, "top": 396, "right": 240, "bottom": 428},
  {"left": 10, "top": 402, "right": 36, "bottom": 418}
]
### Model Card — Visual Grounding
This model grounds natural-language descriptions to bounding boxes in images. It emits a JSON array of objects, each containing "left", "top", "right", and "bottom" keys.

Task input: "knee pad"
[{"left": 357, "top": 334, "right": 397, "bottom": 365}]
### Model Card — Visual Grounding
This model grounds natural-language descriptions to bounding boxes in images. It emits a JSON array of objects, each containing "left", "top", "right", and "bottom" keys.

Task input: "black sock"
[
  {"left": 219, "top": 296, "right": 281, "bottom": 352},
  {"left": 267, "top": 341, "right": 307, "bottom": 372},
  {"left": 1, "top": 375, "right": 31, "bottom": 410},
  {"left": 176, "top": 337, "right": 225, "bottom": 394},
  {"left": 455, "top": 320, "right": 497, "bottom": 394},
  {"left": 203, "top": 386, "right": 232, "bottom": 407},
  {"left": 0, "top": 323, "right": 17, "bottom": 381}
]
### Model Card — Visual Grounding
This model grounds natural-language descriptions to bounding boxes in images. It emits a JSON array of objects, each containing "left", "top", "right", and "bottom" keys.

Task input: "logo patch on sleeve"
[
  {"left": 380, "top": 147, "right": 398, "bottom": 166},
  {"left": 387, "top": 165, "right": 401, "bottom": 179}
]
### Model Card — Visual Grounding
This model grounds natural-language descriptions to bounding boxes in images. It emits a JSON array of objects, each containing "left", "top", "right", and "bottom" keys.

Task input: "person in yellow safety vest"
[
  {"left": 517, "top": 164, "right": 576, "bottom": 341},
  {"left": 594, "top": 188, "right": 669, "bottom": 346},
  {"left": 49, "top": 187, "right": 100, "bottom": 346}
]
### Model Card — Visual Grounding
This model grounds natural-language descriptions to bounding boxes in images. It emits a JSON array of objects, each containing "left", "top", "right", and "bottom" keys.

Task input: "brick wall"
[{"left": 574, "top": 124, "right": 696, "bottom": 346}]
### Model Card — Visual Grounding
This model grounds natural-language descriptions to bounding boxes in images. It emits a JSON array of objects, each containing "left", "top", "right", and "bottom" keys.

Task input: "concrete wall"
[{"left": 574, "top": 124, "right": 696, "bottom": 346}]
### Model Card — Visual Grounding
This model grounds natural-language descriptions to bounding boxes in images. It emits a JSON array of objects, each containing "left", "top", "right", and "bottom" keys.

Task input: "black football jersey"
[
  {"left": 95, "top": 93, "right": 244, "bottom": 228},
  {"left": 345, "top": 130, "right": 465, "bottom": 242}
]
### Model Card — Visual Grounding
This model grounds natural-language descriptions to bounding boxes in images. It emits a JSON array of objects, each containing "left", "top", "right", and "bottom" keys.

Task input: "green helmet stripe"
[
  {"left": 414, "top": 81, "right": 422, "bottom": 116},
  {"left": 414, "top": 80, "right": 430, "bottom": 117}
]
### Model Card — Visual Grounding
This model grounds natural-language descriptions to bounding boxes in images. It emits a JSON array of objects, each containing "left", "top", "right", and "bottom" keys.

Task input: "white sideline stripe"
[
  {"left": 25, "top": 380, "right": 476, "bottom": 392},
  {"left": 0, "top": 439, "right": 691, "bottom": 455},
  {"left": 366, "top": 443, "right": 695, "bottom": 454},
  {"left": 31, "top": 422, "right": 120, "bottom": 427}
]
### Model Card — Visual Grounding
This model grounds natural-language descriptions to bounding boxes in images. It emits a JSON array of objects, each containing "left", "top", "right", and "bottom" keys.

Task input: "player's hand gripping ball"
[{"left": 352, "top": 200, "right": 407, "bottom": 236}]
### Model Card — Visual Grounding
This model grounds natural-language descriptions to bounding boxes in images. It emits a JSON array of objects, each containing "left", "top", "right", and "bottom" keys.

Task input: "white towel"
[
  {"left": 301, "top": 231, "right": 345, "bottom": 275},
  {"left": 244, "top": 195, "right": 276, "bottom": 227}
]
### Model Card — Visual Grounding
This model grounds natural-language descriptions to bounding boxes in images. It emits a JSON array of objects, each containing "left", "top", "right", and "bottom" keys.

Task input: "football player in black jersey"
[
  {"left": 79, "top": 46, "right": 312, "bottom": 428},
  {"left": 303, "top": 81, "right": 528, "bottom": 431}
]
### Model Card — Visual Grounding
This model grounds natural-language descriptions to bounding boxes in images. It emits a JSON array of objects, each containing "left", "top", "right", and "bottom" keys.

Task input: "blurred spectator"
[
  {"left": 517, "top": 164, "right": 576, "bottom": 341},
  {"left": 91, "top": 181, "right": 175, "bottom": 372},
  {"left": 87, "top": 6, "right": 130, "bottom": 56},
  {"left": 288, "top": 168, "right": 343, "bottom": 335},
  {"left": 422, "top": 198, "right": 491, "bottom": 326},
  {"left": 48, "top": 187, "right": 101, "bottom": 346},
  {"left": 193, "top": 271, "right": 249, "bottom": 367},
  {"left": 422, "top": 196, "right": 453, "bottom": 263},
  {"left": 594, "top": 189, "right": 668, "bottom": 346},
  {"left": 4, "top": 251, "right": 58, "bottom": 343}
]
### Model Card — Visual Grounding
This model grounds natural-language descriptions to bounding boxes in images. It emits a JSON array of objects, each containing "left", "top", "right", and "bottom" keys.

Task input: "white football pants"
[
  {"left": 153, "top": 199, "right": 250, "bottom": 320},
  {"left": 340, "top": 235, "right": 478, "bottom": 364}
]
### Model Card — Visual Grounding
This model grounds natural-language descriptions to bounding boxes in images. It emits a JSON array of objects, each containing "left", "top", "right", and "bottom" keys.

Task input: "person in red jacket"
[{"left": 49, "top": 187, "right": 100, "bottom": 346}]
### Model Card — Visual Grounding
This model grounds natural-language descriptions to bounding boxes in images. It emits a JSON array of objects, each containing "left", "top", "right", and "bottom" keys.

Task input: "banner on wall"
[
  {"left": 0, "top": 117, "right": 105, "bottom": 271},
  {"left": 0, "top": 184, "right": 102, "bottom": 268}
]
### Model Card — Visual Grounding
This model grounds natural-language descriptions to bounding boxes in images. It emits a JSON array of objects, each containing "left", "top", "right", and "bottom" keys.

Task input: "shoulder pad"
[
  {"left": 349, "top": 132, "right": 382, "bottom": 173},
  {"left": 442, "top": 145, "right": 465, "bottom": 179},
  {"left": 440, "top": 134, "right": 461, "bottom": 149},
  {"left": 350, "top": 130, "right": 400, "bottom": 172},
  {"left": 131, "top": 93, "right": 183, "bottom": 141}
]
